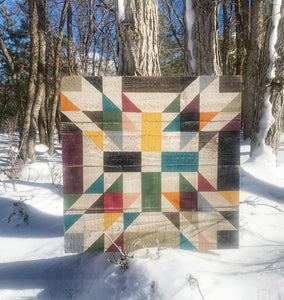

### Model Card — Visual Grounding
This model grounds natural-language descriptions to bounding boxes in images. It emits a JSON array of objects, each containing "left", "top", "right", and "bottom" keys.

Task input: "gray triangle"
[
  {"left": 180, "top": 132, "right": 198, "bottom": 150},
  {"left": 198, "top": 193, "right": 216, "bottom": 212},
  {"left": 200, "top": 76, "right": 218, "bottom": 92},
  {"left": 105, "top": 131, "right": 123, "bottom": 150}
]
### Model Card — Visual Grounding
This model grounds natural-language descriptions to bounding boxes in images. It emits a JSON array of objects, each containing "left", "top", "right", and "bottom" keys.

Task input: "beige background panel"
[
  {"left": 161, "top": 194, "right": 179, "bottom": 212},
  {"left": 83, "top": 134, "right": 103, "bottom": 166},
  {"left": 103, "top": 77, "right": 122, "bottom": 110},
  {"left": 124, "top": 231, "right": 180, "bottom": 252},
  {"left": 123, "top": 132, "right": 141, "bottom": 151},
  {"left": 63, "top": 77, "right": 102, "bottom": 111},
  {"left": 104, "top": 173, "right": 122, "bottom": 192},
  {"left": 180, "top": 172, "right": 198, "bottom": 191},
  {"left": 124, "top": 93, "right": 179, "bottom": 112},
  {"left": 142, "top": 151, "right": 161, "bottom": 172},
  {"left": 161, "top": 172, "right": 179, "bottom": 192},
  {"left": 83, "top": 166, "right": 103, "bottom": 192},
  {"left": 123, "top": 173, "right": 141, "bottom": 193},
  {"left": 198, "top": 165, "right": 218, "bottom": 189},
  {"left": 125, "top": 212, "right": 178, "bottom": 232},
  {"left": 200, "top": 92, "right": 240, "bottom": 113},
  {"left": 162, "top": 132, "right": 180, "bottom": 152},
  {"left": 67, "top": 194, "right": 102, "bottom": 214},
  {"left": 63, "top": 111, "right": 93, "bottom": 123},
  {"left": 180, "top": 77, "right": 199, "bottom": 111},
  {"left": 104, "top": 214, "right": 124, "bottom": 250},
  {"left": 162, "top": 113, "right": 179, "bottom": 130},
  {"left": 199, "top": 133, "right": 219, "bottom": 165},
  {"left": 200, "top": 192, "right": 236, "bottom": 211}
]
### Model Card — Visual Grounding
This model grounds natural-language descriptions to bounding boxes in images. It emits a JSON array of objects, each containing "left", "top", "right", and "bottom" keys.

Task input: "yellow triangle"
[
  {"left": 219, "top": 191, "right": 239, "bottom": 206},
  {"left": 84, "top": 131, "right": 103, "bottom": 151},
  {"left": 104, "top": 213, "right": 123, "bottom": 231}
]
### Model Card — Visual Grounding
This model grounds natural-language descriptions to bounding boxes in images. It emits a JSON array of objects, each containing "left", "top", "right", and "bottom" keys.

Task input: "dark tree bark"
[
  {"left": 67, "top": 2, "right": 76, "bottom": 75},
  {"left": 48, "top": 0, "right": 69, "bottom": 155},
  {"left": 20, "top": 0, "right": 39, "bottom": 160},
  {"left": 184, "top": 0, "right": 222, "bottom": 75},
  {"left": 117, "top": 0, "right": 161, "bottom": 76},
  {"left": 242, "top": 1, "right": 265, "bottom": 139}
]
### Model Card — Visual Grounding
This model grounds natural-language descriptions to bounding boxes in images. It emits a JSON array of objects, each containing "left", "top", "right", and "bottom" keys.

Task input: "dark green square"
[
  {"left": 142, "top": 172, "right": 161, "bottom": 212},
  {"left": 103, "top": 112, "right": 122, "bottom": 131}
]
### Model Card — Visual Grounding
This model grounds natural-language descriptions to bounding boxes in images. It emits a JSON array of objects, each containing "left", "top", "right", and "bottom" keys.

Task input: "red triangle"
[
  {"left": 198, "top": 172, "right": 216, "bottom": 191},
  {"left": 122, "top": 93, "right": 141, "bottom": 112},
  {"left": 106, "top": 233, "right": 124, "bottom": 252},
  {"left": 221, "top": 113, "right": 241, "bottom": 131},
  {"left": 182, "top": 94, "right": 199, "bottom": 113}
]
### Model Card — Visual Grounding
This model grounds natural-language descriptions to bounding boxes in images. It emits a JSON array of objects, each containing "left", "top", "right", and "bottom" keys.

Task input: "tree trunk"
[
  {"left": 222, "top": 0, "right": 231, "bottom": 75},
  {"left": 67, "top": 2, "right": 75, "bottom": 75},
  {"left": 242, "top": 1, "right": 265, "bottom": 139},
  {"left": 234, "top": 0, "right": 248, "bottom": 75},
  {"left": 38, "top": 103, "right": 47, "bottom": 145},
  {"left": 117, "top": 0, "right": 161, "bottom": 76},
  {"left": 28, "top": 0, "right": 47, "bottom": 162},
  {"left": 20, "top": 0, "right": 39, "bottom": 160},
  {"left": 191, "top": 0, "right": 222, "bottom": 75},
  {"left": 48, "top": 0, "right": 69, "bottom": 155},
  {"left": 264, "top": 1, "right": 284, "bottom": 155}
]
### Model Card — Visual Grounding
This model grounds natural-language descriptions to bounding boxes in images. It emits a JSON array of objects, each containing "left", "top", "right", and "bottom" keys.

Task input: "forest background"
[{"left": 0, "top": 0, "right": 283, "bottom": 163}]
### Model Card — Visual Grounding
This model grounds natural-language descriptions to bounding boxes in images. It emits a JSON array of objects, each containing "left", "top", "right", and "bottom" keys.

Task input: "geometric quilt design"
[{"left": 61, "top": 75, "right": 241, "bottom": 252}]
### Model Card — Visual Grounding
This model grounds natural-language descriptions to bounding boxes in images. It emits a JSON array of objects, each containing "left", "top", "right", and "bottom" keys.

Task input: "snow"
[
  {"left": 0, "top": 129, "right": 284, "bottom": 300},
  {"left": 117, "top": 0, "right": 125, "bottom": 23},
  {"left": 185, "top": 0, "right": 196, "bottom": 71}
]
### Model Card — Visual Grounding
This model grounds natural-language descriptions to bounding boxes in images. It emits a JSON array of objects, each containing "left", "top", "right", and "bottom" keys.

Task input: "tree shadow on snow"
[
  {"left": 0, "top": 252, "right": 153, "bottom": 300},
  {"left": 0, "top": 197, "right": 63, "bottom": 238},
  {"left": 240, "top": 167, "right": 284, "bottom": 203}
]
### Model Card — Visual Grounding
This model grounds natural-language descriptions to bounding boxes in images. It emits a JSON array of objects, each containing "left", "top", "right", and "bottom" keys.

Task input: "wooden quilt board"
[{"left": 61, "top": 76, "right": 241, "bottom": 253}]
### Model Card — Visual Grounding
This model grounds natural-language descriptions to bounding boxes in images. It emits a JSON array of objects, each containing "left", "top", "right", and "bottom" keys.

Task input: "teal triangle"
[
  {"left": 64, "top": 214, "right": 82, "bottom": 231},
  {"left": 85, "top": 174, "right": 104, "bottom": 194},
  {"left": 86, "top": 234, "right": 104, "bottom": 252},
  {"left": 163, "top": 95, "right": 180, "bottom": 112},
  {"left": 124, "top": 213, "right": 140, "bottom": 230},
  {"left": 163, "top": 114, "right": 180, "bottom": 132},
  {"left": 180, "top": 233, "right": 196, "bottom": 250},
  {"left": 105, "top": 174, "right": 123, "bottom": 193},
  {"left": 103, "top": 94, "right": 121, "bottom": 112}
]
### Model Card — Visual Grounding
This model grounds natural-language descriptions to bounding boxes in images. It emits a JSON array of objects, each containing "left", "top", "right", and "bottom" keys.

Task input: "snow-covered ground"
[{"left": 0, "top": 130, "right": 284, "bottom": 300}]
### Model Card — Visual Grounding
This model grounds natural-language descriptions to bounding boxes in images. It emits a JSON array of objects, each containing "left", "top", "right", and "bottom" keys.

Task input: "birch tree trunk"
[
  {"left": 250, "top": 1, "right": 283, "bottom": 156},
  {"left": 188, "top": 0, "right": 222, "bottom": 75},
  {"left": 117, "top": 0, "right": 161, "bottom": 76},
  {"left": 264, "top": 2, "right": 284, "bottom": 155}
]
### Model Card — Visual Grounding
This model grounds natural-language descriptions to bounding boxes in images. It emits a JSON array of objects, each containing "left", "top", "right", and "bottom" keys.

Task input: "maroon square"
[
  {"left": 62, "top": 131, "right": 83, "bottom": 166},
  {"left": 63, "top": 166, "right": 83, "bottom": 194},
  {"left": 180, "top": 192, "right": 197, "bottom": 211}
]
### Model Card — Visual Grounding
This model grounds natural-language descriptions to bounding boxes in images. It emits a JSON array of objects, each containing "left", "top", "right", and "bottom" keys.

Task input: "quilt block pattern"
[{"left": 61, "top": 76, "right": 241, "bottom": 253}]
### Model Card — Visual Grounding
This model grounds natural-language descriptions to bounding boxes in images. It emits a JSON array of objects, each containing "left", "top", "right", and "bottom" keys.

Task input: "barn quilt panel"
[{"left": 61, "top": 76, "right": 241, "bottom": 253}]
